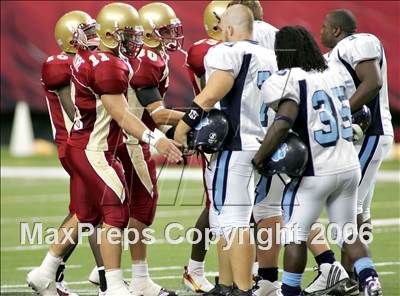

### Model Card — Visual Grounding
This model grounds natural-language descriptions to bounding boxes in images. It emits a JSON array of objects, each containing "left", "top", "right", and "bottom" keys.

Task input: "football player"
[
  {"left": 253, "top": 26, "right": 382, "bottom": 296},
  {"left": 116, "top": 2, "right": 185, "bottom": 296},
  {"left": 27, "top": 11, "right": 105, "bottom": 296},
  {"left": 227, "top": 3, "right": 345, "bottom": 295},
  {"left": 321, "top": 9, "right": 394, "bottom": 283},
  {"left": 32, "top": 3, "right": 182, "bottom": 296},
  {"left": 183, "top": 1, "right": 229, "bottom": 293},
  {"left": 175, "top": 5, "right": 278, "bottom": 296}
]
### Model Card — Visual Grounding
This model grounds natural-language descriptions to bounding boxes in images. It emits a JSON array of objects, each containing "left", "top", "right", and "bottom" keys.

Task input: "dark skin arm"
[
  {"left": 253, "top": 100, "right": 299, "bottom": 169},
  {"left": 58, "top": 85, "right": 75, "bottom": 122},
  {"left": 350, "top": 59, "right": 382, "bottom": 112}
]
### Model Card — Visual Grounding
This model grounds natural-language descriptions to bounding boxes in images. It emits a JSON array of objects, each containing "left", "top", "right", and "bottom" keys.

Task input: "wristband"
[
  {"left": 150, "top": 105, "right": 165, "bottom": 116},
  {"left": 274, "top": 115, "right": 294, "bottom": 127},
  {"left": 182, "top": 101, "right": 208, "bottom": 128},
  {"left": 141, "top": 129, "right": 165, "bottom": 147},
  {"left": 165, "top": 126, "right": 176, "bottom": 139}
]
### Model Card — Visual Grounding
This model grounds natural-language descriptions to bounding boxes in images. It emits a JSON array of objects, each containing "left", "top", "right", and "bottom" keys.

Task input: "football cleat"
[
  {"left": 183, "top": 266, "right": 214, "bottom": 293},
  {"left": 363, "top": 276, "right": 383, "bottom": 296},
  {"left": 229, "top": 288, "right": 254, "bottom": 296},
  {"left": 129, "top": 278, "right": 176, "bottom": 296},
  {"left": 27, "top": 267, "right": 58, "bottom": 296},
  {"left": 253, "top": 279, "right": 282, "bottom": 296},
  {"left": 203, "top": 283, "right": 233, "bottom": 296},
  {"left": 88, "top": 266, "right": 100, "bottom": 286},
  {"left": 55, "top": 281, "right": 79, "bottom": 296},
  {"left": 302, "top": 262, "right": 358, "bottom": 295}
]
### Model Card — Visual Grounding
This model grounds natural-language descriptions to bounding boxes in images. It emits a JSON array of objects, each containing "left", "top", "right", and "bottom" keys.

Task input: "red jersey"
[
  {"left": 41, "top": 53, "right": 74, "bottom": 158},
  {"left": 126, "top": 47, "right": 169, "bottom": 140},
  {"left": 69, "top": 49, "right": 132, "bottom": 151},
  {"left": 186, "top": 38, "right": 219, "bottom": 95}
]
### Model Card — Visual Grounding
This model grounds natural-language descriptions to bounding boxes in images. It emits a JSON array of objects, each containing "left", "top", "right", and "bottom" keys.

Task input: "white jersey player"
[
  {"left": 325, "top": 32, "right": 393, "bottom": 222},
  {"left": 174, "top": 5, "right": 277, "bottom": 295},
  {"left": 203, "top": 40, "right": 277, "bottom": 234},
  {"left": 253, "top": 20, "right": 278, "bottom": 50},
  {"left": 254, "top": 25, "right": 382, "bottom": 296}
]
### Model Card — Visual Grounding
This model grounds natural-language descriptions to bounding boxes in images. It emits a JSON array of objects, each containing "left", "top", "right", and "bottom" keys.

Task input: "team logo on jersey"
[
  {"left": 188, "top": 109, "right": 199, "bottom": 120},
  {"left": 271, "top": 143, "right": 288, "bottom": 162},
  {"left": 208, "top": 132, "right": 217, "bottom": 144}
]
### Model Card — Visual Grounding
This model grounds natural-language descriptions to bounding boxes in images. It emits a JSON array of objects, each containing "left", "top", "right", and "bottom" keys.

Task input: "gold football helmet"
[
  {"left": 204, "top": 1, "right": 230, "bottom": 40},
  {"left": 96, "top": 2, "right": 144, "bottom": 57},
  {"left": 139, "top": 2, "right": 184, "bottom": 51},
  {"left": 54, "top": 10, "right": 99, "bottom": 54}
]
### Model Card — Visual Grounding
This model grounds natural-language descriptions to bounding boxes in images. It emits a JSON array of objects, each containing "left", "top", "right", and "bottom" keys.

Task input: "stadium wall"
[{"left": 1, "top": 1, "right": 399, "bottom": 142}]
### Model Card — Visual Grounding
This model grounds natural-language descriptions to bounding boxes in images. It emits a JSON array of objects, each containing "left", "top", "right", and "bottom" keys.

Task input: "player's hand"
[
  {"left": 155, "top": 138, "right": 183, "bottom": 163},
  {"left": 174, "top": 131, "right": 188, "bottom": 147}
]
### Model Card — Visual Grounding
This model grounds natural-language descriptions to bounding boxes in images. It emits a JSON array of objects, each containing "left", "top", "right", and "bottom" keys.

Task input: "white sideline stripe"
[
  {"left": 1, "top": 209, "right": 201, "bottom": 224},
  {"left": 2, "top": 263, "right": 399, "bottom": 289},
  {"left": 1, "top": 167, "right": 398, "bottom": 182},
  {"left": 16, "top": 264, "right": 82, "bottom": 271}
]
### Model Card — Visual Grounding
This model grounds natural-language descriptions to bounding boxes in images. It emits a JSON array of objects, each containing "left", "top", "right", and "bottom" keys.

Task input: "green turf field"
[{"left": 1, "top": 152, "right": 399, "bottom": 295}]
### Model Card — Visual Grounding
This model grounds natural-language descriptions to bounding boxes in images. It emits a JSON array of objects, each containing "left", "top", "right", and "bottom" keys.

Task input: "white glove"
[{"left": 352, "top": 124, "right": 364, "bottom": 143}]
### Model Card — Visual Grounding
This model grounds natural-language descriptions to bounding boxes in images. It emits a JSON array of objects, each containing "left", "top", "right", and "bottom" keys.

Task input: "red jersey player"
[
  {"left": 27, "top": 11, "right": 104, "bottom": 296},
  {"left": 183, "top": 1, "right": 229, "bottom": 293},
  {"left": 31, "top": 4, "right": 182, "bottom": 296},
  {"left": 116, "top": 3, "right": 185, "bottom": 296}
]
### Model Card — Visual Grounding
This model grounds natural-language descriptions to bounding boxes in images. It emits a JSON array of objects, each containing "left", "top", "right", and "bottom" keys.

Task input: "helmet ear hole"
[{"left": 146, "top": 32, "right": 152, "bottom": 38}]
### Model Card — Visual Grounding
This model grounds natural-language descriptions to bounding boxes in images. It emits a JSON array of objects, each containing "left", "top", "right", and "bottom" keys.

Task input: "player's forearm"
[
  {"left": 349, "top": 80, "right": 381, "bottom": 112},
  {"left": 152, "top": 109, "right": 184, "bottom": 126},
  {"left": 253, "top": 121, "right": 291, "bottom": 167},
  {"left": 102, "top": 94, "right": 148, "bottom": 141},
  {"left": 58, "top": 85, "right": 75, "bottom": 121}
]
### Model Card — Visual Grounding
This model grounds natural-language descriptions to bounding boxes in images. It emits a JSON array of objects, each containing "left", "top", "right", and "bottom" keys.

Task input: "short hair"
[
  {"left": 228, "top": 0, "right": 263, "bottom": 20},
  {"left": 275, "top": 26, "right": 328, "bottom": 72},
  {"left": 329, "top": 9, "right": 357, "bottom": 35}
]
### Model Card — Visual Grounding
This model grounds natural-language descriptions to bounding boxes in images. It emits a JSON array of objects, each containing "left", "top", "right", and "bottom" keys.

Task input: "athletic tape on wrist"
[{"left": 141, "top": 129, "right": 165, "bottom": 147}]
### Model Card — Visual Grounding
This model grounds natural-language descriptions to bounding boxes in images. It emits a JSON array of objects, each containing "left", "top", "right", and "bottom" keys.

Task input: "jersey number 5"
[{"left": 312, "top": 86, "right": 352, "bottom": 147}]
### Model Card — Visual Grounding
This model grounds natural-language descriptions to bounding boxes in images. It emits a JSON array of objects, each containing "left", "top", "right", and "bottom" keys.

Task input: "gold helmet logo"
[
  {"left": 139, "top": 2, "right": 184, "bottom": 51},
  {"left": 54, "top": 10, "right": 98, "bottom": 54},
  {"left": 96, "top": 2, "right": 144, "bottom": 57},
  {"left": 203, "top": 1, "right": 230, "bottom": 40}
]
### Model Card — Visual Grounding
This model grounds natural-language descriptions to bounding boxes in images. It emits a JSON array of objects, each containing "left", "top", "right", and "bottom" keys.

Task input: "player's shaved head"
[
  {"left": 328, "top": 9, "right": 357, "bottom": 35},
  {"left": 228, "top": 0, "right": 263, "bottom": 21},
  {"left": 219, "top": 4, "right": 254, "bottom": 41},
  {"left": 321, "top": 9, "right": 357, "bottom": 48}
]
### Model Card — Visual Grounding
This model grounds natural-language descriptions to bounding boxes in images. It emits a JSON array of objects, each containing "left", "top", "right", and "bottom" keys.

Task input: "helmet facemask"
[
  {"left": 73, "top": 21, "right": 100, "bottom": 51},
  {"left": 152, "top": 20, "right": 184, "bottom": 52},
  {"left": 114, "top": 26, "right": 144, "bottom": 58}
]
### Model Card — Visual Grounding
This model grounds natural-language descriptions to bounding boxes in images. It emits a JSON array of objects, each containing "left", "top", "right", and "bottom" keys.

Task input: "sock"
[
  {"left": 314, "top": 250, "right": 336, "bottom": 266},
  {"left": 187, "top": 259, "right": 205, "bottom": 275},
  {"left": 282, "top": 271, "right": 302, "bottom": 296},
  {"left": 258, "top": 267, "right": 278, "bottom": 282},
  {"left": 98, "top": 266, "right": 107, "bottom": 292},
  {"left": 55, "top": 262, "right": 65, "bottom": 282},
  {"left": 252, "top": 262, "right": 259, "bottom": 276},
  {"left": 354, "top": 257, "right": 378, "bottom": 287},
  {"left": 132, "top": 261, "right": 150, "bottom": 280},
  {"left": 105, "top": 269, "right": 124, "bottom": 291},
  {"left": 40, "top": 252, "right": 63, "bottom": 277}
]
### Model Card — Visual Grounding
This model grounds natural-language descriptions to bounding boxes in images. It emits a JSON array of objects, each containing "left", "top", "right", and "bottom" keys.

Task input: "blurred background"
[{"left": 1, "top": 1, "right": 399, "bottom": 154}]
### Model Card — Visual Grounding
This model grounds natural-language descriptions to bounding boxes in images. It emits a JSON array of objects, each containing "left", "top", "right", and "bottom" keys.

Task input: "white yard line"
[
  {"left": 1, "top": 167, "right": 398, "bottom": 182},
  {"left": 2, "top": 262, "right": 399, "bottom": 291}
]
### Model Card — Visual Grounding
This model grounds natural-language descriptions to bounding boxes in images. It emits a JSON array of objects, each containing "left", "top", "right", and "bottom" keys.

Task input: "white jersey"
[
  {"left": 325, "top": 33, "right": 393, "bottom": 137},
  {"left": 253, "top": 20, "right": 278, "bottom": 50},
  {"left": 261, "top": 67, "right": 360, "bottom": 176},
  {"left": 205, "top": 40, "right": 277, "bottom": 151}
]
